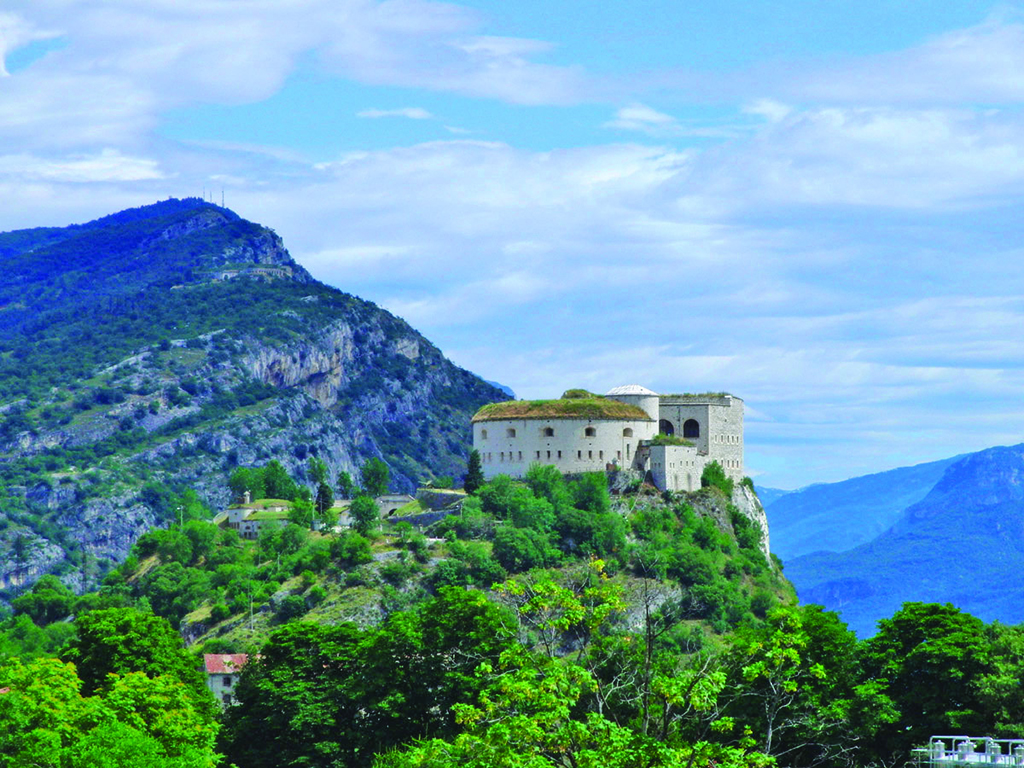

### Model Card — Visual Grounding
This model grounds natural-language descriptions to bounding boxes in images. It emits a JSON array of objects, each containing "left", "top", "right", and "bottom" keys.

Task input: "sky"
[{"left": 2, "top": 1, "right": 1024, "bottom": 489}]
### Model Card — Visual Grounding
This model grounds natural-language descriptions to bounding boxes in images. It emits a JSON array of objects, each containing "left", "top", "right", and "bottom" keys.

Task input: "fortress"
[{"left": 471, "top": 385, "right": 744, "bottom": 492}]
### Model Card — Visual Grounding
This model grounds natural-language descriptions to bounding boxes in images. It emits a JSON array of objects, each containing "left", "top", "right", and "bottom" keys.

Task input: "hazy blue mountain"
[
  {"left": 784, "top": 444, "right": 1024, "bottom": 636},
  {"left": 0, "top": 199, "right": 505, "bottom": 598},
  {"left": 753, "top": 486, "right": 790, "bottom": 508},
  {"left": 762, "top": 457, "right": 957, "bottom": 561},
  {"left": 484, "top": 380, "right": 516, "bottom": 398}
]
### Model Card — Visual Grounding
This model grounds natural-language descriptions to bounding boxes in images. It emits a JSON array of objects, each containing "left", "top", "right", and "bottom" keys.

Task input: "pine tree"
[{"left": 464, "top": 449, "right": 484, "bottom": 494}]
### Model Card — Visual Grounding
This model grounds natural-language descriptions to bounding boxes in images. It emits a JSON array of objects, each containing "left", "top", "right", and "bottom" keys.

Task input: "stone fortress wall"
[{"left": 472, "top": 385, "right": 744, "bottom": 492}]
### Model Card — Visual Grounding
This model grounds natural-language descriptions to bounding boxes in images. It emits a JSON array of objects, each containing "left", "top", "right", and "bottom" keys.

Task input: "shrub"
[
  {"left": 492, "top": 526, "right": 559, "bottom": 573},
  {"left": 700, "top": 461, "right": 734, "bottom": 497},
  {"left": 276, "top": 594, "right": 307, "bottom": 621},
  {"left": 209, "top": 603, "right": 231, "bottom": 623}
]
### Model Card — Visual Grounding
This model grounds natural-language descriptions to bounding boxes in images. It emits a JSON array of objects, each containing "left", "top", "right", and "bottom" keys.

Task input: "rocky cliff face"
[
  {"left": 732, "top": 483, "right": 771, "bottom": 560},
  {"left": 0, "top": 199, "right": 505, "bottom": 601}
]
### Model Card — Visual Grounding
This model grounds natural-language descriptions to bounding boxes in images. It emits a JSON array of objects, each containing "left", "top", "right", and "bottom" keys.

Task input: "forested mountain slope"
[
  {"left": 0, "top": 198, "right": 505, "bottom": 600},
  {"left": 785, "top": 444, "right": 1024, "bottom": 636},
  {"left": 761, "top": 456, "right": 957, "bottom": 560}
]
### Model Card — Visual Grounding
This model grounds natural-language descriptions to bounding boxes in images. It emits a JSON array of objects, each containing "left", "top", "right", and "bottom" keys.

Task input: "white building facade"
[{"left": 472, "top": 385, "right": 744, "bottom": 492}]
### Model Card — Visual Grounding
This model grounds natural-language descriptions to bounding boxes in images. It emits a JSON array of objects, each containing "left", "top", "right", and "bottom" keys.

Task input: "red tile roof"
[{"left": 204, "top": 654, "right": 249, "bottom": 674}]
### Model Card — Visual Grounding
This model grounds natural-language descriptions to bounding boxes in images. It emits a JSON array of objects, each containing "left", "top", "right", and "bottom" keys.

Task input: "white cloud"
[
  {"left": 743, "top": 98, "right": 791, "bottom": 123},
  {"left": 604, "top": 103, "right": 680, "bottom": 135},
  {"left": 0, "top": 0, "right": 592, "bottom": 152},
  {"left": 0, "top": 12, "right": 58, "bottom": 76},
  {"left": 0, "top": 149, "right": 164, "bottom": 182},
  {"left": 790, "top": 16, "right": 1024, "bottom": 105},
  {"left": 690, "top": 105, "right": 1024, "bottom": 210},
  {"left": 357, "top": 107, "right": 434, "bottom": 119}
]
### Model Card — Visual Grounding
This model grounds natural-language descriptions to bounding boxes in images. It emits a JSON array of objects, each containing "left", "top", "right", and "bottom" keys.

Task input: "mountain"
[
  {"left": 752, "top": 486, "right": 789, "bottom": 508},
  {"left": 0, "top": 198, "right": 505, "bottom": 598},
  {"left": 484, "top": 380, "right": 515, "bottom": 398},
  {"left": 761, "top": 457, "right": 957, "bottom": 561},
  {"left": 783, "top": 444, "right": 1024, "bottom": 636}
]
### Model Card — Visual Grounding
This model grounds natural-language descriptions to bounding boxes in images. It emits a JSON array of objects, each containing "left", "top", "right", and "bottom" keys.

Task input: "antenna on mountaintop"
[{"left": 221, "top": 188, "right": 225, "bottom": 208}]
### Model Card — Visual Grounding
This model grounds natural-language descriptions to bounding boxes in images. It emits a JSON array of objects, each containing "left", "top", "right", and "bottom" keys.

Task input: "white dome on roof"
[{"left": 606, "top": 384, "right": 658, "bottom": 396}]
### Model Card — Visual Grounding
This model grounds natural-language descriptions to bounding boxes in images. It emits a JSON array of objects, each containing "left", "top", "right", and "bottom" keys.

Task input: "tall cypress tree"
[{"left": 463, "top": 449, "right": 484, "bottom": 494}]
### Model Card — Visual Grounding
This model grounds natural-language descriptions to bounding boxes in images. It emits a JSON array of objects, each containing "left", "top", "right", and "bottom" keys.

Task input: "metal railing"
[{"left": 912, "top": 737, "right": 1024, "bottom": 768}]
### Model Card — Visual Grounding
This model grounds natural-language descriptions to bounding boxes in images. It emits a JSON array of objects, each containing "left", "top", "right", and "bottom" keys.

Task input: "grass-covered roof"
[{"left": 472, "top": 397, "right": 652, "bottom": 423}]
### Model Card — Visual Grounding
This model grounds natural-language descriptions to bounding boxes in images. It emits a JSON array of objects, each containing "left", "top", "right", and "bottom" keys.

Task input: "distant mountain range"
[
  {"left": 0, "top": 198, "right": 505, "bottom": 598},
  {"left": 761, "top": 446, "right": 1024, "bottom": 636}
]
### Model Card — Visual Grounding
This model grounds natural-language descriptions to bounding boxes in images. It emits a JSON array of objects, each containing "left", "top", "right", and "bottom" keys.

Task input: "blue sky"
[{"left": 1, "top": 1, "right": 1024, "bottom": 488}]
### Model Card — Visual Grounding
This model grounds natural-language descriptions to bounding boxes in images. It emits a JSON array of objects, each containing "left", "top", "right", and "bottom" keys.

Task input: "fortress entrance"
[{"left": 658, "top": 419, "right": 674, "bottom": 435}]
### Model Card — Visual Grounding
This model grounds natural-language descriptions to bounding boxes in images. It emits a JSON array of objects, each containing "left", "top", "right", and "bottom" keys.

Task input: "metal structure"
[{"left": 912, "top": 737, "right": 1024, "bottom": 768}]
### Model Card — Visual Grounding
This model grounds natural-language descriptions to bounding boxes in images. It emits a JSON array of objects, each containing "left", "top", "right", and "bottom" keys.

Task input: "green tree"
[
  {"left": 492, "top": 526, "right": 560, "bottom": 573},
  {"left": 726, "top": 604, "right": 858, "bottom": 763},
  {"left": 11, "top": 574, "right": 75, "bottom": 625},
  {"left": 289, "top": 497, "right": 316, "bottom": 530},
  {"left": 61, "top": 608, "right": 214, "bottom": 719},
  {"left": 97, "top": 671, "right": 219, "bottom": 763},
  {"left": 380, "top": 574, "right": 770, "bottom": 768},
  {"left": 0, "top": 657, "right": 219, "bottom": 768},
  {"left": 315, "top": 482, "right": 335, "bottom": 518},
  {"left": 977, "top": 623, "right": 1024, "bottom": 736},
  {"left": 701, "top": 461, "right": 734, "bottom": 497},
  {"left": 463, "top": 452, "right": 484, "bottom": 495},
  {"left": 349, "top": 495, "right": 379, "bottom": 535},
  {"left": 336, "top": 470, "right": 355, "bottom": 499},
  {"left": 228, "top": 467, "right": 265, "bottom": 503},
  {"left": 857, "top": 602, "right": 991, "bottom": 762},
  {"left": 571, "top": 472, "right": 611, "bottom": 514},
  {"left": 0, "top": 656, "right": 90, "bottom": 768},
  {"left": 308, "top": 455, "right": 328, "bottom": 486},
  {"left": 361, "top": 458, "right": 390, "bottom": 497},
  {"left": 261, "top": 460, "right": 299, "bottom": 501}
]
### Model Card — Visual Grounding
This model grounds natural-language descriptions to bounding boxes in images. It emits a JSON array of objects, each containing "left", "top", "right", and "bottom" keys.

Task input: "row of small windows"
[
  {"left": 714, "top": 434, "right": 740, "bottom": 444},
  {"left": 480, "top": 449, "right": 627, "bottom": 463},
  {"left": 479, "top": 426, "right": 634, "bottom": 439}
]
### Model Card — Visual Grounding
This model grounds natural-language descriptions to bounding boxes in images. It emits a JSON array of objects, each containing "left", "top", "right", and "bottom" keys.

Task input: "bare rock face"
[{"left": 732, "top": 483, "right": 772, "bottom": 560}]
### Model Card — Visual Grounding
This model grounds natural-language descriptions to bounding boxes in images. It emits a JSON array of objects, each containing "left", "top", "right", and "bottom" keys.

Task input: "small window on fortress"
[
  {"left": 518, "top": 451, "right": 522, "bottom": 460},
  {"left": 547, "top": 450, "right": 551, "bottom": 459},
  {"left": 626, "top": 444, "right": 631, "bottom": 458},
  {"left": 544, "top": 427, "right": 554, "bottom": 437},
  {"left": 599, "top": 450, "right": 604, "bottom": 460},
  {"left": 623, "top": 428, "right": 633, "bottom": 437},
  {"left": 577, "top": 450, "right": 582, "bottom": 459},
  {"left": 536, "top": 451, "right": 541, "bottom": 460},
  {"left": 500, "top": 452, "right": 504, "bottom": 461},
  {"left": 683, "top": 419, "right": 700, "bottom": 438},
  {"left": 506, "top": 428, "right": 516, "bottom": 438},
  {"left": 585, "top": 427, "right": 596, "bottom": 437},
  {"left": 480, "top": 429, "right": 488, "bottom": 439},
  {"left": 588, "top": 450, "right": 593, "bottom": 459},
  {"left": 557, "top": 450, "right": 562, "bottom": 459}
]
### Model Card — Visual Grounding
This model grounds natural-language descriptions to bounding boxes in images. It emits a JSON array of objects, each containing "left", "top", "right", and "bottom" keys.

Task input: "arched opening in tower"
[
  {"left": 683, "top": 419, "right": 700, "bottom": 438},
  {"left": 658, "top": 419, "right": 674, "bottom": 435}
]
